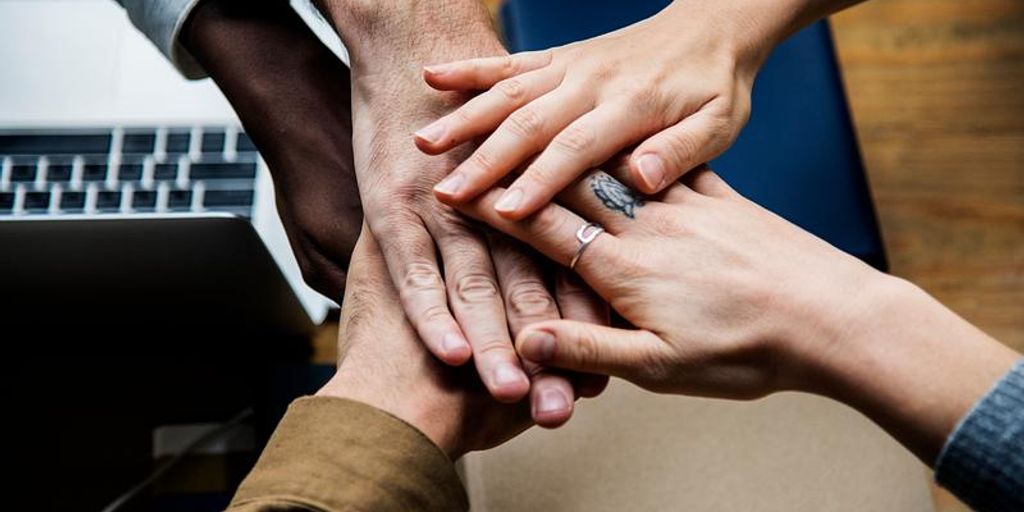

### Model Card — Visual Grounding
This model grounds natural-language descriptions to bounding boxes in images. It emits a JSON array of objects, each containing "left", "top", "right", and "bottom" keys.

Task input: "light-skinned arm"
[
  {"left": 452, "top": 164, "right": 1020, "bottom": 465},
  {"left": 180, "top": 0, "right": 362, "bottom": 299}
]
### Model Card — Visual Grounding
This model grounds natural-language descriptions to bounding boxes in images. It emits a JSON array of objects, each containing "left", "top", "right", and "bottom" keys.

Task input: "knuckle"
[
  {"left": 497, "top": 78, "right": 527, "bottom": 104},
  {"left": 476, "top": 338, "right": 515, "bottom": 358},
  {"left": 506, "top": 107, "right": 545, "bottom": 140},
  {"left": 402, "top": 261, "right": 443, "bottom": 291},
  {"left": 468, "top": 149, "right": 498, "bottom": 174},
  {"left": 506, "top": 282, "right": 557, "bottom": 319},
  {"left": 418, "top": 303, "right": 452, "bottom": 325},
  {"left": 571, "top": 326, "right": 601, "bottom": 367},
  {"left": 553, "top": 123, "right": 595, "bottom": 156},
  {"left": 500, "top": 55, "right": 519, "bottom": 76},
  {"left": 454, "top": 272, "right": 501, "bottom": 304},
  {"left": 626, "top": 85, "right": 665, "bottom": 117}
]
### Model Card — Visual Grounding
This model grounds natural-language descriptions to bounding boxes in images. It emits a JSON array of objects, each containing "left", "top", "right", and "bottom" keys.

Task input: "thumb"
[
  {"left": 516, "top": 320, "right": 668, "bottom": 383},
  {"left": 629, "top": 107, "right": 737, "bottom": 194}
]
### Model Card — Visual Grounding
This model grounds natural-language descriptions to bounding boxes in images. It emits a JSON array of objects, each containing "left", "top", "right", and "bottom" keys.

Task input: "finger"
[
  {"left": 495, "top": 103, "right": 657, "bottom": 220},
  {"left": 487, "top": 233, "right": 576, "bottom": 427},
  {"left": 454, "top": 186, "right": 621, "bottom": 282},
  {"left": 575, "top": 373, "right": 611, "bottom": 398},
  {"left": 516, "top": 321, "right": 668, "bottom": 384},
  {"left": 555, "top": 269, "right": 608, "bottom": 326},
  {"left": 433, "top": 85, "right": 593, "bottom": 205},
  {"left": 372, "top": 218, "right": 472, "bottom": 366},
  {"left": 629, "top": 104, "right": 739, "bottom": 194},
  {"left": 555, "top": 270, "right": 611, "bottom": 399},
  {"left": 487, "top": 234, "right": 561, "bottom": 335},
  {"left": 417, "top": 69, "right": 561, "bottom": 155},
  {"left": 437, "top": 227, "right": 530, "bottom": 403},
  {"left": 680, "top": 166, "right": 739, "bottom": 200},
  {"left": 423, "top": 51, "right": 553, "bottom": 91}
]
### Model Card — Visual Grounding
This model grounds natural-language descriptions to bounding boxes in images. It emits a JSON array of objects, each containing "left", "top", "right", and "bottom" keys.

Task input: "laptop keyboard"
[{"left": 0, "top": 127, "right": 259, "bottom": 218}]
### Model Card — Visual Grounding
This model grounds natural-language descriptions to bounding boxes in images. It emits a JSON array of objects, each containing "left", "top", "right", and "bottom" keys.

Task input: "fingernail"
[
  {"left": 537, "top": 388, "right": 570, "bottom": 414},
  {"left": 424, "top": 64, "right": 449, "bottom": 76},
  {"left": 434, "top": 173, "right": 465, "bottom": 196},
  {"left": 495, "top": 188, "right": 523, "bottom": 213},
  {"left": 415, "top": 122, "right": 446, "bottom": 145},
  {"left": 494, "top": 363, "right": 526, "bottom": 388},
  {"left": 637, "top": 154, "right": 666, "bottom": 190},
  {"left": 522, "top": 330, "right": 556, "bottom": 362},
  {"left": 442, "top": 332, "right": 468, "bottom": 355}
]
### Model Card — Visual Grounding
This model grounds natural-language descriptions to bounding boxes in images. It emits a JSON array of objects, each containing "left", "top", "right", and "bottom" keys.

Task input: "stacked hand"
[
  {"left": 311, "top": 0, "right": 611, "bottom": 427},
  {"left": 419, "top": 0, "right": 769, "bottom": 219}
]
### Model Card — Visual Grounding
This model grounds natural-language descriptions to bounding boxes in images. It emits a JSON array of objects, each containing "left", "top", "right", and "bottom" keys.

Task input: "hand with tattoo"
[{"left": 451, "top": 166, "right": 1021, "bottom": 465}]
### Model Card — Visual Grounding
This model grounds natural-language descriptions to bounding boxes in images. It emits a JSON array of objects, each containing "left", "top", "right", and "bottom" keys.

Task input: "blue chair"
[{"left": 502, "top": 0, "right": 887, "bottom": 270}]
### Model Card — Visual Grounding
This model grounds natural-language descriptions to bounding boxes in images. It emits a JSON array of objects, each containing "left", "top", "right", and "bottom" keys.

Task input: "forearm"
[
  {"left": 181, "top": 1, "right": 356, "bottom": 193},
  {"left": 803, "top": 274, "right": 1020, "bottom": 463},
  {"left": 660, "top": 0, "right": 865, "bottom": 68},
  {"left": 312, "top": 0, "right": 504, "bottom": 71}
]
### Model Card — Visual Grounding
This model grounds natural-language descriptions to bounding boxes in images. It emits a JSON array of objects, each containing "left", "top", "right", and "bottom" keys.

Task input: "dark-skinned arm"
[{"left": 181, "top": 0, "right": 362, "bottom": 300}]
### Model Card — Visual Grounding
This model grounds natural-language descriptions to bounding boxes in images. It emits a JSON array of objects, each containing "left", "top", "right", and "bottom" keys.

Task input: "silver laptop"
[{"left": 0, "top": 0, "right": 344, "bottom": 334}]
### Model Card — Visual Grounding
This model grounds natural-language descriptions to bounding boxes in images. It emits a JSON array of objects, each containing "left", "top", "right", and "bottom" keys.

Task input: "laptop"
[{"left": 0, "top": 0, "right": 347, "bottom": 341}]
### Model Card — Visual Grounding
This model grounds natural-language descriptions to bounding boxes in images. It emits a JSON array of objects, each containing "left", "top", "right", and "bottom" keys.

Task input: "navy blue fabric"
[{"left": 501, "top": 1, "right": 887, "bottom": 270}]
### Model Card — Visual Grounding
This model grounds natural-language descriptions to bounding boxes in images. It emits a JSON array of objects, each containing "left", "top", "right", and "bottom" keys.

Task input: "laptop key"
[
  {"left": 82, "top": 164, "right": 108, "bottom": 182},
  {"left": 96, "top": 191, "right": 122, "bottom": 212},
  {"left": 23, "top": 191, "right": 51, "bottom": 212},
  {"left": 154, "top": 163, "right": 177, "bottom": 180},
  {"left": 189, "top": 162, "right": 257, "bottom": 180},
  {"left": 203, "top": 189, "right": 254, "bottom": 208},
  {"left": 167, "top": 189, "right": 192, "bottom": 210},
  {"left": 46, "top": 164, "right": 73, "bottom": 182},
  {"left": 60, "top": 191, "right": 86, "bottom": 211},
  {"left": 132, "top": 190, "right": 157, "bottom": 210},
  {"left": 10, "top": 164, "right": 37, "bottom": 182},
  {"left": 0, "top": 192, "right": 15, "bottom": 212},
  {"left": 117, "top": 163, "right": 144, "bottom": 181},
  {"left": 236, "top": 133, "right": 257, "bottom": 152},
  {"left": 202, "top": 131, "right": 226, "bottom": 153},
  {"left": 165, "top": 131, "right": 191, "bottom": 153},
  {"left": 122, "top": 132, "right": 156, "bottom": 154},
  {"left": 0, "top": 134, "right": 110, "bottom": 156}
]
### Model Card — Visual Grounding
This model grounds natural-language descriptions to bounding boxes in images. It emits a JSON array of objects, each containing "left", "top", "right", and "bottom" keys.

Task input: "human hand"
[
  {"left": 418, "top": 0, "right": 783, "bottom": 219},
  {"left": 313, "top": 0, "right": 607, "bottom": 425},
  {"left": 452, "top": 164, "right": 884, "bottom": 399},
  {"left": 183, "top": 0, "right": 362, "bottom": 299},
  {"left": 454, "top": 166, "right": 1022, "bottom": 462},
  {"left": 317, "top": 229, "right": 534, "bottom": 458}
]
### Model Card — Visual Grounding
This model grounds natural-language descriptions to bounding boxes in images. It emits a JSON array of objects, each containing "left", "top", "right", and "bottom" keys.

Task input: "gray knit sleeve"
[
  {"left": 113, "top": 0, "right": 206, "bottom": 79},
  {"left": 935, "top": 359, "right": 1024, "bottom": 512}
]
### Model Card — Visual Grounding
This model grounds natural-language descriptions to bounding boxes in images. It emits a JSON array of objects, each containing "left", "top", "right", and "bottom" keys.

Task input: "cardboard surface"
[{"left": 463, "top": 380, "right": 934, "bottom": 511}]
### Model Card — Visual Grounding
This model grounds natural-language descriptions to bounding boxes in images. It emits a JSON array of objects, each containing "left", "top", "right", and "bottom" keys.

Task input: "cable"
[{"left": 99, "top": 407, "right": 255, "bottom": 512}]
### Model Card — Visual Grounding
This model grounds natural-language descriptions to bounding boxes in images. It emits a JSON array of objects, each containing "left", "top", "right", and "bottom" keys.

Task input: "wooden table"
[{"left": 833, "top": 2, "right": 1024, "bottom": 509}]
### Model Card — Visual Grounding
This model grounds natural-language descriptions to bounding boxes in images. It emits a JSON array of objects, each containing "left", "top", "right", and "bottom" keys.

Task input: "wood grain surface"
[{"left": 833, "top": 2, "right": 1023, "bottom": 510}]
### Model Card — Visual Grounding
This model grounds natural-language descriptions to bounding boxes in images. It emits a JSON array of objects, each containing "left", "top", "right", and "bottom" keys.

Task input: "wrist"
[
  {"left": 317, "top": 372, "right": 464, "bottom": 459},
  {"left": 660, "top": 0, "right": 844, "bottom": 76},
  {"left": 789, "top": 272, "right": 1019, "bottom": 462},
  {"left": 316, "top": 0, "right": 503, "bottom": 72}
]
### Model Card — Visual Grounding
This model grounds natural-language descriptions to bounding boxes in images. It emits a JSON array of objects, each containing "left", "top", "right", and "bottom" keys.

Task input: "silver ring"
[{"left": 569, "top": 222, "right": 605, "bottom": 271}]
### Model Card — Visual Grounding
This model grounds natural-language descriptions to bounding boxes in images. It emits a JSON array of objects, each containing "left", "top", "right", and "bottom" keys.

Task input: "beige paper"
[{"left": 463, "top": 379, "right": 934, "bottom": 511}]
